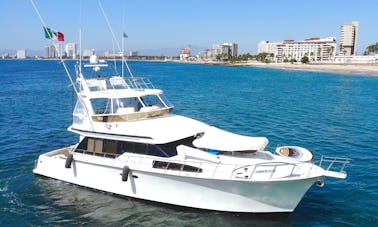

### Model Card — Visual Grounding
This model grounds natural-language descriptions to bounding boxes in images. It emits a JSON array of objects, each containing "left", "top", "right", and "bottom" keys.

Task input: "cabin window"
[
  {"left": 141, "top": 95, "right": 164, "bottom": 108},
  {"left": 75, "top": 136, "right": 196, "bottom": 158},
  {"left": 104, "top": 140, "right": 117, "bottom": 155},
  {"left": 87, "top": 138, "right": 103, "bottom": 153},
  {"left": 75, "top": 137, "right": 116, "bottom": 157},
  {"left": 91, "top": 98, "right": 112, "bottom": 114},
  {"left": 116, "top": 141, "right": 170, "bottom": 157},
  {"left": 112, "top": 98, "right": 140, "bottom": 114},
  {"left": 158, "top": 94, "right": 173, "bottom": 108},
  {"left": 152, "top": 161, "right": 203, "bottom": 173}
]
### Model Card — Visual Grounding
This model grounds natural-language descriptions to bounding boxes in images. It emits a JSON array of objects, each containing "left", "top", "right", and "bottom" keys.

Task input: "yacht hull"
[{"left": 34, "top": 149, "right": 317, "bottom": 213}]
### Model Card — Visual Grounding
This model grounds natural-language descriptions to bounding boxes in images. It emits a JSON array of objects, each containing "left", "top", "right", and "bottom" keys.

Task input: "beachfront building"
[
  {"left": 197, "top": 43, "right": 238, "bottom": 61},
  {"left": 339, "top": 21, "right": 359, "bottom": 56},
  {"left": 197, "top": 49, "right": 212, "bottom": 60},
  {"left": 179, "top": 47, "right": 191, "bottom": 61},
  {"left": 276, "top": 37, "right": 337, "bottom": 63},
  {"left": 17, "top": 49, "right": 26, "bottom": 59},
  {"left": 258, "top": 41, "right": 280, "bottom": 61},
  {"left": 65, "top": 43, "right": 77, "bottom": 59},
  {"left": 258, "top": 41, "right": 279, "bottom": 54}
]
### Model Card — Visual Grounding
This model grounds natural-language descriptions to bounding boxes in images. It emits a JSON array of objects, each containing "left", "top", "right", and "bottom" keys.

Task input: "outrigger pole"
[
  {"left": 30, "top": 0, "right": 95, "bottom": 131},
  {"left": 30, "top": 0, "right": 78, "bottom": 94}
]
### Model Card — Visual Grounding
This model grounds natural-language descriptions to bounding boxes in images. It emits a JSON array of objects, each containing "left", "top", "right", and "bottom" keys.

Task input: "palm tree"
[
  {"left": 328, "top": 46, "right": 335, "bottom": 61},
  {"left": 364, "top": 42, "right": 378, "bottom": 55}
]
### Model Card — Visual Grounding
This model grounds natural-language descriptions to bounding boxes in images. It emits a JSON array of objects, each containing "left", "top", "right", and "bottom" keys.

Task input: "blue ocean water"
[{"left": 0, "top": 60, "right": 377, "bottom": 226}]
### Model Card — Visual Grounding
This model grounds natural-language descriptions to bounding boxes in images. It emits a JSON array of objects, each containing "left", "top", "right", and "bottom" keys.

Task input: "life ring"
[
  {"left": 122, "top": 165, "right": 130, "bottom": 182},
  {"left": 65, "top": 154, "right": 74, "bottom": 168}
]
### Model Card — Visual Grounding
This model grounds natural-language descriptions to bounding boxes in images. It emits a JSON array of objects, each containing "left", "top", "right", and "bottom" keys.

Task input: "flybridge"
[{"left": 71, "top": 56, "right": 174, "bottom": 125}]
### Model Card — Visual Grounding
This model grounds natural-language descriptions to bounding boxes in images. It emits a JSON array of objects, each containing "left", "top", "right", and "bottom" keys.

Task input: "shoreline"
[
  {"left": 226, "top": 62, "right": 378, "bottom": 76},
  {"left": 3, "top": 58, "right": 378, "bottom": 76}
]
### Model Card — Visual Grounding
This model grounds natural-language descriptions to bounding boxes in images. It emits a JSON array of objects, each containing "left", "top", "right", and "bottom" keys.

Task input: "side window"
[
  {"left": 91, "top": 98, "right": 112, "bottom": 114},
  {"left": 76, "top": 137, "right": 116, "bottom": 156},
  {"left": 76, "top": 137, "right": 89, "bottom": 151},
  {"left": 103, "top": 140, "right": 117, "bottom": 154},
  {"left": 88, "top": 138, "right": 103, "bottom": 153},
  {"left": 152, "top": 161, "right": 203, "bottom": 173},
  {"left": 141, "top": 95, "right": 164, "bottom": 108},
  {"left": 147, "top": 144, "right": 170, "bottom": 157}
]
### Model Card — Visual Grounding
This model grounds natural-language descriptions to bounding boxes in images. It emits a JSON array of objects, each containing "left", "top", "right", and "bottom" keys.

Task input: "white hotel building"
[
  {"left": 259, "top": 37, "right": 337, "bottom": 63},
  {"left": 276, "top": 37, "right": 337, "bottom": 63}
]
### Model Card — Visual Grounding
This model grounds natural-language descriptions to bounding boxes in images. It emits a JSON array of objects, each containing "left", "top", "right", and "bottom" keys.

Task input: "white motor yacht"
[{"left": 33, "top": 55, "right": 350, "bottom": 213}]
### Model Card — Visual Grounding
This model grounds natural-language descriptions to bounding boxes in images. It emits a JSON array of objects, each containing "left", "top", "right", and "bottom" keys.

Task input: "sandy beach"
[{"left": 243, "top": 62, "right": 378, "bottom": 76}]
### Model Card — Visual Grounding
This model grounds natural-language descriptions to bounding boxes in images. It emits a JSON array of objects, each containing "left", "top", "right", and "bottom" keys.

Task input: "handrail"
[
  {"left": 66, "top": 148, "right": 351, "bottom": 181},
  {"left": 69, "top": 149, "right": 323, "bottom": 181},
  {"left": 317, "top": 155, "right": 351, "bottom": 173}
]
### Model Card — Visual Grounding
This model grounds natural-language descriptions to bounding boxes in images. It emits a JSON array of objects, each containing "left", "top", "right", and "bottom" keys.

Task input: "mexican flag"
[{"left": 44, "top": 27, "right": 64, "bottom": 41}]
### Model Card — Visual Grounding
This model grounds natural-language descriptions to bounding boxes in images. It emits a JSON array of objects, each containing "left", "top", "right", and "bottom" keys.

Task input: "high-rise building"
[
  {"left": 227, "top": 43, "right": 238, "bottom": 57},
  {"left": 258, "top": 41, "right": 279, "bottom": 55},
  {"left": 339, "top": 21, "right": 358, "bottom": 56},
  {"left": 54, "top": 43, "right": 63, "bottom": 58},
  {"left": 65, "top": 43, "right": 77, "bottom": 59},
  {"left": 17, "top": 49, "right": 26, "bottom": 59},
  {"left": 44, "top": 45, "right": 56, "bottom": 58},
  {"left": 44, "top": 44, "right": 63, "bottom": 58}
]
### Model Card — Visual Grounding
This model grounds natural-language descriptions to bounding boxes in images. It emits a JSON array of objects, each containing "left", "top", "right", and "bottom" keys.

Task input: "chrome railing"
[
  {"left": 316, "top": 155, "right": 351, "bottom": 174},
  {"left": 123, "top": 77, "right": 155, "bottom": 90},
  {"left": 65, "top": 149, "right": 324, "bottom": 181}
]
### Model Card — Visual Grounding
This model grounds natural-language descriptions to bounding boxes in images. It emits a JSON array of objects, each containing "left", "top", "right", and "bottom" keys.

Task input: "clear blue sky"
[{"left": 1, "top": 0, "right": 377, "bottom": 55}]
